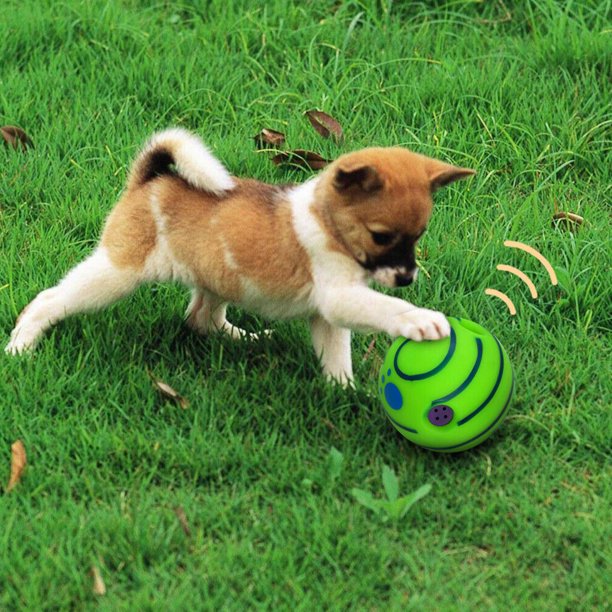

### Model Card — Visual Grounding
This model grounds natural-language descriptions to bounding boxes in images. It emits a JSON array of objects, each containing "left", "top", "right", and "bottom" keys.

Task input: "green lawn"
[{"left": 1, "top": 0, "right": 610, "bottom": 609}]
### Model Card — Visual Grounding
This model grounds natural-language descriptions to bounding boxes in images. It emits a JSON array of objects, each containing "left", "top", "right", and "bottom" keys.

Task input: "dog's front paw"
[
  {"left": 5, "top": 330, "right": 38, "bottom": 355},
  {"left": 393, "top": 308, "right": 450, "bottom": 341},
  {"left": 5, "top": 318, "right": 43, "bottom": 356}
]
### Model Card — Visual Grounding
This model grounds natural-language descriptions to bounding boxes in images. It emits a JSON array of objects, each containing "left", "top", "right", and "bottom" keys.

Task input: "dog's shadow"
[{"left": 49, "top": 303, "right": 369, "bottom": 390}]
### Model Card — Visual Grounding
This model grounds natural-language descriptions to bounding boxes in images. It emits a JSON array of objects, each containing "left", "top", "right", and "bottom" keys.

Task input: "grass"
[{"left": 1, "top": 0, "right": 610, "bottom": 608}]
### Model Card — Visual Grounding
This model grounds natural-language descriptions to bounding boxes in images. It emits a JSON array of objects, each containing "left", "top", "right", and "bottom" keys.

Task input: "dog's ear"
[
  {"left": 427, "top": 161, "right": 476, "bottom": 191},
  {"left": 334, "top": 165, "right": 383, "bottom": 193}
]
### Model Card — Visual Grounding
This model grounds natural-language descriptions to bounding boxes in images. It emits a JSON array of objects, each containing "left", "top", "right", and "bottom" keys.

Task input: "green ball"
[{"left": 378, "top": 317, "right": 513, "bottom": 452}]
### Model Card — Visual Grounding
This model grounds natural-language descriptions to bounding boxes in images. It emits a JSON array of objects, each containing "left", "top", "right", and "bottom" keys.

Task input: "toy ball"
[{"left": 378, "top": 317, "right": 513, "bottom": 452}]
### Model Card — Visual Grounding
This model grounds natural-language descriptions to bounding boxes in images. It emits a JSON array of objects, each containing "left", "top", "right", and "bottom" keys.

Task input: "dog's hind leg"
[
  {"left": 186, "top": 288, "right": 266, "bottom": 341},
  {"left": 5, "top": 247, "right": 142, "bottom": 354}
]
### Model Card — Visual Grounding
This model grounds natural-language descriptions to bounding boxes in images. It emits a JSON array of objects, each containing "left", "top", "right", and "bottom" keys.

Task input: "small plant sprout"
[
  {"left": 351, "top": 465, "right": 431, "bottom": 521},
  {"left": 301, "top": 447, "right": 345, "bottom": 491}
]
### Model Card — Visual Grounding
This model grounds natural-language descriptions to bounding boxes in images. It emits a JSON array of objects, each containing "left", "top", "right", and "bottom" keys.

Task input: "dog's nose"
[
  {"left": 395, "top": 268, "right": 418, "bottom": 287},
  {"left": 395, "top": 272, "right": 414, "bottom": 287}
]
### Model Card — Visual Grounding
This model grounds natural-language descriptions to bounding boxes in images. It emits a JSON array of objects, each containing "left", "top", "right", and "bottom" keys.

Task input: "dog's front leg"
[
  {"left": 318, "top": 285, "right": 450, "bottom": 341},
  {"left": 310, "top": 316, "right": 353, "bottom": 386}
]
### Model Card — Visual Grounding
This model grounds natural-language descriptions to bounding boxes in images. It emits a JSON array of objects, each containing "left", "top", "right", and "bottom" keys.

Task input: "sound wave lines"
[
  {"left": 496, "top": 265, "right": 538, "bottom": 298},
  {"left": 485, "top": 288, "right": 517, "bottom": 315},
  {"left": 504, "top": 240, "right": 558, "bottom": 285},
  {"left": 485, "top": 241, "right": 558, "bottom": 316}
]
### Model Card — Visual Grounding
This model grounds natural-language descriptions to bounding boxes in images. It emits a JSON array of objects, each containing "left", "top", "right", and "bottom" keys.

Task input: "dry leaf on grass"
[
  {"left": 552, "top": 212, "right": 584, "bottom": 232},
  {"left": 148, "top": 371, "right": 190, "bottom": 409},
  {"left": 305, "top": 110, "right": 344, "bottom": 141},
  {"left": 254, "top": 128, "right": 286, "bottom": 148},
  {"left": 6, "top": 440, "right": 26, "bottom": 492},
  {"left": 174, "top": 506, "right": 192, "bottom": 537},
  {"left": 91, "top": 565, "right": 106, "bottom": 596},
  {"left": 1, "top": 125, "right": 34, "bottom": 150},
  {"left": 272, "top": 150, "right": 330, "bottom": 171}
]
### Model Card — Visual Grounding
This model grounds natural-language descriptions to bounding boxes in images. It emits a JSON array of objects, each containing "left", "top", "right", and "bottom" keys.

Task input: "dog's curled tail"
[{"left": 126, "top": 128, "right": 235, "bottom": 195}]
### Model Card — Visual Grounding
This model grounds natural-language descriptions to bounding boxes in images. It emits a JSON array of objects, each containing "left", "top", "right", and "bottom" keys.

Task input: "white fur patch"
[
  {"left": 220, "top": 235, "right": 238, "bottom": 271},
  {"left": 289, "top": 180, "right": 366, "bottom": 289},
  {"left": 143, "top": 128, "right": 235, "bottom": 195},
  {"left": 237, "top": 275, "right": 313, "bottom": 319},
  {"left": 289, "top": 179, "right": 327, "bottom": 255},
  {"left": 372, "top": 267, "right": 399, "bottom": 287}
]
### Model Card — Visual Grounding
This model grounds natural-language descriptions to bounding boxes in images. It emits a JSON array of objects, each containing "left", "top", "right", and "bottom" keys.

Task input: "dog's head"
[{"left": 320, "top": 147, "right": 475, "bottom": 288}]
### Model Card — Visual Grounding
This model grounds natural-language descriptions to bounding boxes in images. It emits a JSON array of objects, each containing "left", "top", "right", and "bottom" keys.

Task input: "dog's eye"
[{"left": 370, "top": 231, "right": 395, "bottom": 246}]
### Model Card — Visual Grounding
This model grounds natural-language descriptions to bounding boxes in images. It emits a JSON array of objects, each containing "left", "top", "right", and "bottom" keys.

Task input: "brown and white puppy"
[{"left": 5, "top": 128, "right": 474, "bottom": 384}]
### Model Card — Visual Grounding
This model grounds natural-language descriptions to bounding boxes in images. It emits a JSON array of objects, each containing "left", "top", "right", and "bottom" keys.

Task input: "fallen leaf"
[
  {"left": 6, "top": 440, "right": 26, "bottom": 492},
  {"left": 552, "top": 212, "right": 584, "bottom": 232},
  {"left": 272, "top": 150, "right": 330, "bottom": 171},
  {"left": 174, "top": 506, "right": 191, "bottom": 537},
  {"left": 148, "top": 371, "right": 190, "bottom": 409},
  {"left": 254, "top": 128, "right": 286, "bottom": 148},
  {"left": 305, "top": 110, "right": 344, "bottom": 141},
  {"left": 91, "top": 565, "right": 106, "bottom": 596},
  {"left": 1, "top": 125, "right": 34, "bottom": 150}
]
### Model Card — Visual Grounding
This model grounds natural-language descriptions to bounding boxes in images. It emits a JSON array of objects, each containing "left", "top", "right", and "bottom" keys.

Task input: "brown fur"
[
  {"left": 102, "top": 175, "right": 313, "bottom": 304},
  {"left": 158, "top": 177, "right": 313, "bottom": 301},
  {"left": 101, "top": 186, "right": 157, "bottom": 269},
  {"left": 312, "top": 147, "right": 473, "bottom": 265}
]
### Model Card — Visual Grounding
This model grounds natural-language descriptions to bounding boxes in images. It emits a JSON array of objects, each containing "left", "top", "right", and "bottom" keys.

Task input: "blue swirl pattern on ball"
[
  {"left": 430, "top": 339, "right": 483, "bottom": 405},
  {"left": 393, "top": 328, "right": 457, "bottom": 380},
  {"left": 456, "top": 338, "right": 505, "bottom": 426}
]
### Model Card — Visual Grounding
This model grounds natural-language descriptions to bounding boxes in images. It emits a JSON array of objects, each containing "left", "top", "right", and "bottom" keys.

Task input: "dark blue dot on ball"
[
  {"left": 381, "top": 375, "right": 385, "bottom": 383},
  {"left": 387, "top": 369, "right": 391, "bottom": 376},
  {"left": 384, "top": 383, "right": 403, "bottom": 410}
]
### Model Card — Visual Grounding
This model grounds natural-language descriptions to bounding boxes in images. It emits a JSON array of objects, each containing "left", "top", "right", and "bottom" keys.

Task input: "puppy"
[{"left": 5, "top": 128, "right": 474, "bottom": 384}]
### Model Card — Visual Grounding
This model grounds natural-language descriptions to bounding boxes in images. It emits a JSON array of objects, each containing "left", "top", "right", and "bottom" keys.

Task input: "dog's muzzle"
[{"left": 372, "top": 266, "right": 419, "bottom": 288}]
